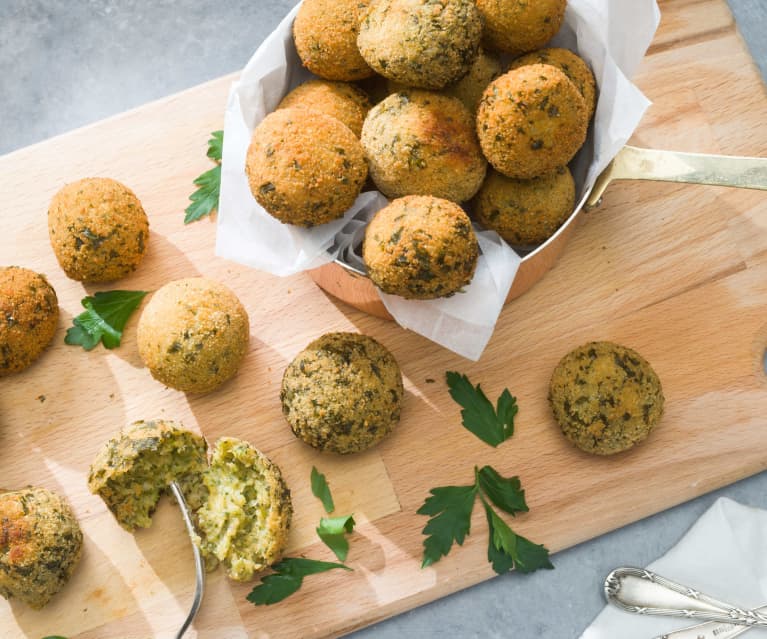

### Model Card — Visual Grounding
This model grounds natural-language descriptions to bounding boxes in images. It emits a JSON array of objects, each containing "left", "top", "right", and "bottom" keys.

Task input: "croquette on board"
[
  {"left": 474, "top": 166, "right": 575, "bottom": 246},
  {"left": 196, "top": 437, "right": 292, "bottom": 581},
  {"left": 509, "top": 47, "right": 597, "bottom": 119},
  {"left": 137, "top": 278, "right": 250, "bottom": 394},
  {"left": 246, "top": 108, "right": 368, "bottom": 227},
  {"left": 48, "top": 177, "right": 149, "bottom": 283},
  {"left": 358, "top": 0, "right": 482, "bottom": 89},
  {"left": 361, "top": 91, "right": 486, "bottom": 202},
  {"left": 0, "top": 266, "right": 58, "bottom": 377},
  {"left": 293, "top": 0, "right": 375, "bottom": 81},
  {"left": 363, "top": 195, "right": 479, "bottom": 299},
  {"left": 277, "top": 80, "right": 372, "bottom": 137},
  {"left": 476, "top": 0, "right": 567, "bottom": 55},
  {"left": 281, "top": 332, "right": 404, "bottom": 454},
  {"left": 0, "top": 487, "right": 83, "bottom": 609},
  {"left": 477, "top": 64, "right": 588, "bottom": 179},
  {"left": 549, "top": 341, "right": 665, "bottom": 455},
  {"left": 87, "top": 420, "right": 209, "bottom": 531}
]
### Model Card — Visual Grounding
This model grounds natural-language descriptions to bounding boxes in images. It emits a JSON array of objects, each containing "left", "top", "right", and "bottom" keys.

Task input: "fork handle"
[{"left": 653, "top": 604, "right": 767, "bottom": 639}]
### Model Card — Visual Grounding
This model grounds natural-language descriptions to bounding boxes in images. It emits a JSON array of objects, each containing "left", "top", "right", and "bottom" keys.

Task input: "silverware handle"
[
  {"left": 586, "top": 145, "right": 767, "bottom": 207},
  {"left": 653, "top": 605, "right": 767, "bottom": 639},
  {"left": 170, "top": 481, "right": 206, "bottom": 639},
  {"left": 604, "top": 567, "right": 767, "bottom": 627}
]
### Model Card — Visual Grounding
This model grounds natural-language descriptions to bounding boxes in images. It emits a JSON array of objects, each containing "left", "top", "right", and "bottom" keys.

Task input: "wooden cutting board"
[{"left": 1, "top": 1, "right": 766, "bottom": 637}]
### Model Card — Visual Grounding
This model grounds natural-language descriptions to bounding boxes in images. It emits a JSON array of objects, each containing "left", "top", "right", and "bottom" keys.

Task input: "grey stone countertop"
[{"left": 1, "top": 1, "right": 765, "bottom": 637}]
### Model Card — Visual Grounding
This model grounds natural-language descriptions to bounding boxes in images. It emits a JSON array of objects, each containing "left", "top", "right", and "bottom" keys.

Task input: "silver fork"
[
  {"left": 170, "top": 481, "right": 206, "bottom": 639},
  {"left": 603, "top": 567, "right": 767, "bottom": 636},
  {"left": 654, "top": 605, "right": 767, "bottom": 639}
]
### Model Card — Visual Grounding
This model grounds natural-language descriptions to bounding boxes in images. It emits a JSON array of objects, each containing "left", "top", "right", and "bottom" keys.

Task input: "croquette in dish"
[
  {"left": 246, "top": 108, "right": 368, "bottom": 227},
  {"left": 361, "top": 91, "right": 486, "bottom": 202},
  {"left": 357, "top": 0, "right": 482, "bottom": 89},
  {"left": 277, "top": 80, "right": 372, "bottom": 137},
  {"left": 363, "top": 195, "right": 478, "bottom": 299},
  {"left": 476, "top": 0, "right": 567, "bottom": 55},
  {"left": 476, "top": 64, "right": 588, "bottom": 179}
]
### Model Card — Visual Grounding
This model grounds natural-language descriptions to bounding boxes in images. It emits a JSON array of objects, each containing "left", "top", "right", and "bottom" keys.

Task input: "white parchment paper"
[
  {"left": 580, "top": 498, "right": 767, "bottom": 638},
  {"left": 216, "top": 0, "right": 660, "bottom": 359}
]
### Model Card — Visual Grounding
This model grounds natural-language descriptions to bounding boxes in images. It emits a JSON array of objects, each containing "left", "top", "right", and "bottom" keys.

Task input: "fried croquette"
[
  {"left": 444, "top": 49, "right": 503, "bottom": 114},
  {"left": 277, "top": 80, "right": 372, "bottom": 137},
  {"left": 293, "top": 0, "right": 374, "bottom": 81},
  {"left": 474, "top": 166, "right": 575, "bottom": 246},
  {"left": 246, "top": 108, "right": 368, "bottom": 227},
  {"left": 361, "top": 91, "right": 486, "bottom": 202},
  {"left": 0, "top": 487, "right": 83, "bottom": 609},
  {"left": 509, "top": 47, "right": 597, "bottom": 119},
  {"left": 48, "top": 177, "right": 149, "bottom": 283},
  {"left": 196, "top": 437, "right": 292, "bottom": 581},
  {"left": 363, "top": 195, "right": 478, "bottom": 299},
  {"left": 281, "top": 332, "right": 403, "bottom": 454},
  {"left": 0, "top": 266, "right": 58, "bottom": 376},
  {"left": 549, "top": 342, "right": 664, "bottom": 455},
  {"left": 137, "top": 278, "right": 249, "bottom": 394},
  {"left": 477, "top": 0, "right": 567, "bottom": 55},
  {"left": 477, "top": 64, "right": 588, "bottom": 179},
  {"left": 88, "top": 420, "right": 209, "bottom": 531},
  {"left": 357, "top": 0, "right": 482, "bottom": 89}
]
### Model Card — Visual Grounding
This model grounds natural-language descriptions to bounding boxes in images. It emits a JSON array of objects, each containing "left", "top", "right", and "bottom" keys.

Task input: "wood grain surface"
[{"left": 1, "top": 1, "right": 766, "bottom": 637}]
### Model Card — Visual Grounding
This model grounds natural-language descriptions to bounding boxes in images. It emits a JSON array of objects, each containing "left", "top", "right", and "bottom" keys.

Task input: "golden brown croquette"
[
  {"left": 196, "top": 437, "right": 292, "bottom": 580},
  {"left": 0, "top": 487, "right": 83, "bottom": 609},
  {"left": 281, "top": 332, "right": 403, "bottom": 454},
  {"left": 48, "top": 177, "right": 149, "bottom": 283},
  {"left": 246, "top": 108, "right": 368, "bottom": 227},
  {"left": 137, "top": 278, "right": 249, "bottom": 394},
  {"left": 363, "top": 195, "right": 478, "bottom": 299},
  {"left": 477, "top": 0, "right": 567, "bottom": 55},
  {"left": 474, "top": 166, "right": 575, "bottom": 246},
  {"left": 444, "top": 49, "right": 503, "bottom": 114},
  {"left": 293, "top": 0, "right": 375, "bottom": 81},
  {"left": 549, "top": 341, "right": 664, "bottom": 455},
  {"left": 277, "top": 80, "right": 372, "bottom": 137},
  {"left": 361, "top": 91, "right": 486, "bottom": 202},
  {"left": 357, "top": 0, "right": 482, "bottom": 89},
  {"left": 476, "top": 64, "right": 588, "bottom": 179},
  {"left": 0, "top": 266, "right": 58, "bottom": 376},
  {"left": 509, "top": 47, "right": 597, "bottom": 119}
]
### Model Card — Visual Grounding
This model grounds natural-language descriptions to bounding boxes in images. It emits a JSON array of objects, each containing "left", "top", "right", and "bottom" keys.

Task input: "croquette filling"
[
  {"left": 196, "top": 447, "right": 273, "bottom": 580},
  {"left": 99, "top": 438, "right": 207, "bottom": 529}
]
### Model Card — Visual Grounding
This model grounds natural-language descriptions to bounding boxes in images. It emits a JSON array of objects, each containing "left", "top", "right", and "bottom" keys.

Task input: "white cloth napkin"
[{"left": 580, "top": 497, "right": 767, "bottom": 638}]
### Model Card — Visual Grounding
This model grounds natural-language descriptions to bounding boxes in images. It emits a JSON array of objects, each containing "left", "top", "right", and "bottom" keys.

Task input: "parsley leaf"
[
  {"left": 246, "top": 557, "right": 352, "bottom": 606},
  {"left": 417, "top": 484, "right": 477, "bottom": 567},
  {"left": 477, "top": 465, "right": 528, "bottom": 516},
  {"left": 184, "top": 130, "right": 223, "bottom": 224},
  {"left": 418, "top": 466, "right": 552, "bottom": 575},
  {"left": 206, "top": 130, "right": 223, "bottom": 161},
  {"left": 65, "top": 290, "right": 148, "bottom": 351},
  {"left": 311, "top": 466, "right": 335, "bottom": 514},
  {"left": 446, "top": 372, "right": 518, "bottom": 447},
  {"left": 514, "top": 534, "right": 555, "bottom": 574},
  {"left": 317, "top": 514, "right": 355, "bottom": 561}
]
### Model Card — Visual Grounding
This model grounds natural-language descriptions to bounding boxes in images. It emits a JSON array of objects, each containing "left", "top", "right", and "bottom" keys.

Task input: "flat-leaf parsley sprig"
[
  {"left": 246, "top": 558, "right": 351, "bottom": 605},
  {"left": 418, "top": 465, "right": 553, "bottom": 575},
  {"left": 65, "top": 290, "right": 148, "bottom": 350},
  {"left": 185, "top": 130, "right": 223, "bottom": 224},
  {"left": 446, "top": 371, "right": 518, "bottom": 447}
]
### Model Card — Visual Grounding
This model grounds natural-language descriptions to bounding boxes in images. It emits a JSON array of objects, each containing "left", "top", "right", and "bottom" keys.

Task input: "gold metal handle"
[{"left": 586, "top": 145, "right": 767, "bottom": 208}]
